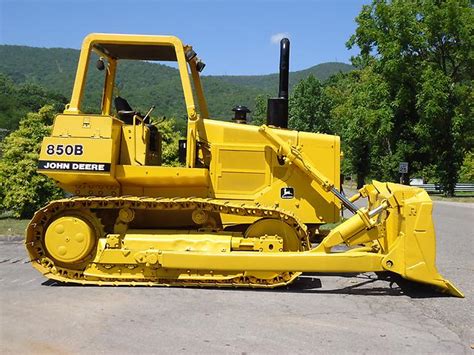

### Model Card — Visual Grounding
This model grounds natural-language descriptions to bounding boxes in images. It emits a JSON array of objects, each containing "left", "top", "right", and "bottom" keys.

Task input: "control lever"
[{"left": 143, "top": 105, "right": 156, "bottom": 124}]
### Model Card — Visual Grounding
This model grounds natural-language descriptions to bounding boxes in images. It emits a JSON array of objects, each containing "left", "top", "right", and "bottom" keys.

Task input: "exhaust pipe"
[
  {"left": 267, "top": 38, "right": 290, "bottom": 128},
  {"left": 278, "top": 38, "right": 290, "bottom": 100}
]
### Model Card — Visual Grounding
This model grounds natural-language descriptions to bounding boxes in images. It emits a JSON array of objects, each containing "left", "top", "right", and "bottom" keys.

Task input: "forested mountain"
[
  {"left": 0, "top": 44, "right": 352, "bottom": 127},
  {"left": 208, "top": 62, "right": 353, "bottom": 92}
]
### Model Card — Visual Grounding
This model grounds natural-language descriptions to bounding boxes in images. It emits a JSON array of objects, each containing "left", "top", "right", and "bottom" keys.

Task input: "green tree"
[
  {"left": 0, "top": 73, "right": 67, "bottom": 132},
  {"left": 348, "top": 0, "right": 473, "bottom": 195},
  {"left": 459, "top": 151, "right": 474, "bottom": 183},
  {"left": 0, "top": 106, "right": 64, "bottom": 218},
  {"left": 326, "top": 68, "right": 394, "bottom": 187},
  {"left": 289, "top": 75, "right": 332, "bottom": 134},
  {"left": 153, "top": 118, "right": 185, "bottom": 166},
  {"left": 250, "top": 94, "right": 269, "bottom": 126}
]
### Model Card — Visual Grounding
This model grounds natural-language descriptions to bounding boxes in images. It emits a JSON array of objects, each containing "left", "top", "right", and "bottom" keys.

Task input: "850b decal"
[
  {"left": 46, "top": 144, "right": 83, "bottom": 156},
  {"left": 38, "top": 161, "right": 110, "bottom": 172}
]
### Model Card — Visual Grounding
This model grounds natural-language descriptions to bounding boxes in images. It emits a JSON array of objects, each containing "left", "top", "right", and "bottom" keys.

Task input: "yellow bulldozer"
[{"left": 25, "top": 33, "right": 463, "bottom": 297}]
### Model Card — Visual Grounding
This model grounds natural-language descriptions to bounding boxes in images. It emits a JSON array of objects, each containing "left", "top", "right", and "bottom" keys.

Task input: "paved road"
[{"left": 0, "top": 201, "right": 472, "bottom": 354}]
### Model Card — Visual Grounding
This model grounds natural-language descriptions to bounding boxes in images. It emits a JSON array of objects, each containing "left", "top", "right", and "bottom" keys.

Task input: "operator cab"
[{"left": 63, "top": 34, "right": 209, "bottom": 169}]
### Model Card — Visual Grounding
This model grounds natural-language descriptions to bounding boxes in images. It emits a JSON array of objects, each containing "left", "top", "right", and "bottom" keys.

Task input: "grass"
[{"left": 0, "top": 217, "right": 29, "bottom": 237}]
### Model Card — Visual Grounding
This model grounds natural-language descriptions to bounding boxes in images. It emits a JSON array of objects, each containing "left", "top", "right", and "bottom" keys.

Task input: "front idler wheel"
[{"left": 44, "top": 215, "right": 96, "bottom": 264}]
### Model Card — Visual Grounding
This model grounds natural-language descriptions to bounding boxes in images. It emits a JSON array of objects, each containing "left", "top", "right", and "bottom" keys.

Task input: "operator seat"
[
  {"left": 114, "top": 96, "right": 159, "bottom": 153},
  {"left": 114, "top": 96, "right": 141, "bottom": 124}
]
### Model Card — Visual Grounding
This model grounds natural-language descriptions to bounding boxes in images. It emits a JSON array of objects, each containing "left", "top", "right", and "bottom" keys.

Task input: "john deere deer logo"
[{"left": 280, "top": 187, "right": 294, "bottom": 199}]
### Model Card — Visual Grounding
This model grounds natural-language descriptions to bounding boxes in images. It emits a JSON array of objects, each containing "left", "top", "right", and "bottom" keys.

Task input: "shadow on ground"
[
  {"left": 42, "top": 272, "right": 452, "bottom": 298},
  {"left": 286, "top": 272, "right": 452, "bottom": 298}
]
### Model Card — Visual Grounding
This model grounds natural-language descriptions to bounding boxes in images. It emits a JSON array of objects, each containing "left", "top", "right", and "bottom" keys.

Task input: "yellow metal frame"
[
  {"left": 66, "top": 34, "right": 198, "bottom": 117},
  {"left": 65, "top": 33, "right": 209, "bottom": 168}
]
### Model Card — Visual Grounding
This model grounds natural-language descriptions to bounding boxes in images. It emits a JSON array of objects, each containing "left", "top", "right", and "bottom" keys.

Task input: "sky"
[{"left": 0, "top": 0, "right": 370, "bottom": 76}]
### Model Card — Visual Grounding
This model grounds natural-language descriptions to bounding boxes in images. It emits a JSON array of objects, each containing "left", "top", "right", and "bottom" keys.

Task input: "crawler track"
[{"left": 26, "top": 196, "right": 310, "bottom": 287}]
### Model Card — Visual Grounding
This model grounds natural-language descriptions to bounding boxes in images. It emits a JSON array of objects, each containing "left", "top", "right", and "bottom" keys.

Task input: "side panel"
[
  {"left": 200, "top": 119, "right": 341, "bottom": 224},
  {"left": 211, "top": 144, "right": 272, "bottom": 199},
  {"left": 38, "top": 114, "right": 122, "bottom": 195}
]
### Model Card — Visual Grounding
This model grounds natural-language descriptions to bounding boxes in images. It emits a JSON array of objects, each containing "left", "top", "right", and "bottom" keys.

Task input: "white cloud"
[{"left": 270, "top": 32, "right": 290, "bottom": 44}]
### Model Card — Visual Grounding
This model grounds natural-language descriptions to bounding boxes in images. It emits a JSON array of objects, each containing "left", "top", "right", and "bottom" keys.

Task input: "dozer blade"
[{"left": 353, "top": 181, "right": 463, "bottom": 297}]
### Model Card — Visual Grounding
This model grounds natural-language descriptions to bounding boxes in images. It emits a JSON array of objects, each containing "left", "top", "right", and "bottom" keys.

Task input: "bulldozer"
[{"left": 25, "top": 33, "right": 463, "bottom": 297}]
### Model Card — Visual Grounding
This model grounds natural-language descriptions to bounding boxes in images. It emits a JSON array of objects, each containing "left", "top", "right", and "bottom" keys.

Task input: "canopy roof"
[
  {"left": 84, "top": 33, "right": 185, "bottom": 61},
  {"left": 93, "top": 43, "right": 177, "bottom": 61}
]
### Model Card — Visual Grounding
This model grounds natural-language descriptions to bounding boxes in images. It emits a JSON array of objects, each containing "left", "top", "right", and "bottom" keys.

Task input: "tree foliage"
[
  {"left": 0, "top": 73, "right": 67, "bottom": 132},
  {"left": 347, "top": 0, "right": 473, "bottom": 195},
  {"left": 0, "top": 106, "right": 64, "bottom": 218},
  {"left": 153, "top": 118, "right": 185, "bottom": 166},
  {"left": 250, "top": 94, "right": 270, "bottom": 125},
  {"left": 252, "top": 75, "right": 332, "bottom": 134},
  {"left": 325, "top": 68, "right": 394, "bottom": 187},
  {"left": 459, "top": 151, "right": 474, "bottom": 183},
  {"left": 289, "top": 75, "right": 332, "bottom": 134}
]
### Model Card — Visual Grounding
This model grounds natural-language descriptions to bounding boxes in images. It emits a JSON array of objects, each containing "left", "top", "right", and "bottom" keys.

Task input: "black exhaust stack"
[{"left": 267, "top": 38, "right": 290, "bottom": 128}]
